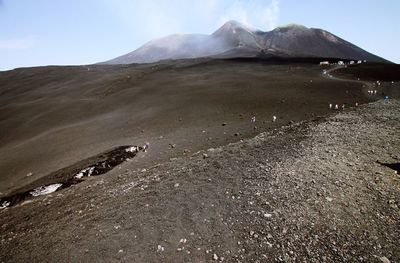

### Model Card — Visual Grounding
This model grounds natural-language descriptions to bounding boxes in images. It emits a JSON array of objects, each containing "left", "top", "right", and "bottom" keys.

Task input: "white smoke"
[
  {"left": 219, "top": 0, "right": 280, "bottom": 30},
  {"left": 219, "top": 1, "right": 250, "bottom": 26},
  {"left": 260, "top": 0, "right": 280, "bottom": 30}
]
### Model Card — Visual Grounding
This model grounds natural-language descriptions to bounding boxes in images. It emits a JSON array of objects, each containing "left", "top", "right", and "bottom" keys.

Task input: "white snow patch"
[
  {"left": 1, "top": 200, "right": 10, "bottom": 209},
  {"left": 30, "top": 183, "right": 63, "bottom": 197},
  {"left": 75, "top": 167, "right": 95, "bottom": 179},
  {"left": 126, "top": 146, "right": 139, "bottom": 153}
]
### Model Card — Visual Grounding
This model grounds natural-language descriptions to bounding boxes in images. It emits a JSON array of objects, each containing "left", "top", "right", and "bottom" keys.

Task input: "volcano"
[{"left": 104, "top": 20, "right": 387, "bottom": 64}]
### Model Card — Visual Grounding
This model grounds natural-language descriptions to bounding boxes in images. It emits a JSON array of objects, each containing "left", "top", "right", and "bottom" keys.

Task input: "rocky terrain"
[{"left": 1, "top": 99, "right": 399, "bottom": 262}]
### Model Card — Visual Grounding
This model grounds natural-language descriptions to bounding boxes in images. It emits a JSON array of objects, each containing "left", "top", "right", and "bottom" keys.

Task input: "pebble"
[{"left": 157, "top": 245, "right": 165, "bottom": 252}]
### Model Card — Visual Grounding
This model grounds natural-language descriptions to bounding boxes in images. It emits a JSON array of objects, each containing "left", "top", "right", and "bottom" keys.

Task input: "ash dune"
[
  {"left": 1, "top": 59, "right": 392, "bottom": 196},
  {"left": 104, "top": 21, "right": 387, "bottom": 64},
  {"left": 1, "top": 94, "right": 400, "bottom": 262}
]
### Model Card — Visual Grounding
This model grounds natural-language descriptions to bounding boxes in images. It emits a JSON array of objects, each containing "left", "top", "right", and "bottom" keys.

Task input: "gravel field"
[{"left": 1, "top": 99, "right": 399, "bottom": 262}]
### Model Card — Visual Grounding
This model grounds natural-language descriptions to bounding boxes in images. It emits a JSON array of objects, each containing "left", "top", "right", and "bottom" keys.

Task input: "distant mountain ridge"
[{"left": 103, "top": 20, "right": 388, "bottom": 64}]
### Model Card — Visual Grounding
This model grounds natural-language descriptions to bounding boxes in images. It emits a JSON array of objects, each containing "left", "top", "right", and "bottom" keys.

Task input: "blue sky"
[{"left": 0, "top": 0, "right": 399, "bottom": 70}]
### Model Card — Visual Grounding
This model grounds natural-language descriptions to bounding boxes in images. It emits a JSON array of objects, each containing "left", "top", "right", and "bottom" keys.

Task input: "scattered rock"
[
  {"left": 212, "top": 160, "right": 222, "bottom": 169},
  {"left": 157, "top": 245, "right": 165, "bottom": 252}
]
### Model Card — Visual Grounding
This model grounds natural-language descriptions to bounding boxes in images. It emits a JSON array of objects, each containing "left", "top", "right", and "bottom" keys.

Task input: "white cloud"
[{"left": 0, "top": 35, "right": 36, "bottom": 50}]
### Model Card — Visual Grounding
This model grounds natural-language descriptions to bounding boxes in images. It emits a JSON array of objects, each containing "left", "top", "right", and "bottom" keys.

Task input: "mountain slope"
[
  {"left": 104, "top": 21, "right": 387, "bottom": 64},
  {"left": 258, "top": 24, "right": 383, "bottom": 61}
]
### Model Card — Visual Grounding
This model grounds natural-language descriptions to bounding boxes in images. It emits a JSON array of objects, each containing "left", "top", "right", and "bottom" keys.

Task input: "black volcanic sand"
[
  {"left": 0, "top": 59, "right": 398, "bottom": 197},
  {"left": 334, "top": 62, "right": 400, "bottom": 81},
  {"left": 1, "top": 99, "right": 399, "bottom": 262}
]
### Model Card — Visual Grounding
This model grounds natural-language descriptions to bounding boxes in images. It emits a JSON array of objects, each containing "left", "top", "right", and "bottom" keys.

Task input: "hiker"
[
  {"left": 251, "top": 116, "right": 256, "bottom": 123},
  {"left": 143, "top": 142, "right": 150, "bottom": 152}
]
